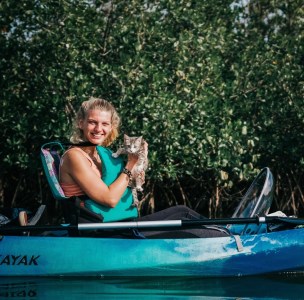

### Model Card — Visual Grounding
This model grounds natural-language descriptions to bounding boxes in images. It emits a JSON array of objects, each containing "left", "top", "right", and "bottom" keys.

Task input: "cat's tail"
[{"left": 131, "top": 188, "right": 139, "bottom": 207}]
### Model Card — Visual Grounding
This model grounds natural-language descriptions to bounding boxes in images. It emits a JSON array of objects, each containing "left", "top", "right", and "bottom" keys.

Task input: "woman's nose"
[{"left": 95, "top": 123, "right": 103, "bottom": 131}]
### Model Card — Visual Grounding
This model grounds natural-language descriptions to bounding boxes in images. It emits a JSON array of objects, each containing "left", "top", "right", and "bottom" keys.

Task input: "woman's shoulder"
[{"left": 62, "top": 147, "right": 91, "bottom": 163}]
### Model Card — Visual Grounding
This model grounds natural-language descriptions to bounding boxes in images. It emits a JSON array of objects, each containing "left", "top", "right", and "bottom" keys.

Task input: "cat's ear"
[
  {"left": 135, "top": 136, "right": 142, "bottom": 146},
  {"left": 124, "top": 134, "right": 129, "bottom": 140}
]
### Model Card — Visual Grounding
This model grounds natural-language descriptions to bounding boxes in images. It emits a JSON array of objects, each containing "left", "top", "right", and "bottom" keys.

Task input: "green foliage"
[{"left": 0, "top": 0, "right": 303, "bottom": 216}]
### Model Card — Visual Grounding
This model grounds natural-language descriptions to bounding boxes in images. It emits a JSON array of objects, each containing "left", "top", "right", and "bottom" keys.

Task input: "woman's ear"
[{"left": 78, "top": 119, "right": 84, "bottom": 130}]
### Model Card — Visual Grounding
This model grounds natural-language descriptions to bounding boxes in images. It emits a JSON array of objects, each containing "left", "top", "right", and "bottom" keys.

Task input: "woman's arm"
[{"left": 61, "top": 149, "right": 138, "bottom": 208}]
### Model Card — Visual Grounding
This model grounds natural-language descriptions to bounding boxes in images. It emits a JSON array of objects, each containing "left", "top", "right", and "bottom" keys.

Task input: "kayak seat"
[
  {"left": 40, "top": 142, "right": 104, "bottom": 227},
  {"left": 228, "top": 167, "right": 275, "bottom": 235}
]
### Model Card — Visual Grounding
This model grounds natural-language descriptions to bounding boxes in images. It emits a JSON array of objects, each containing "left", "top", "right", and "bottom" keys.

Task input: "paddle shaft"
[{"left": 0, "top": 216, "right": 298, "bottom": 234}]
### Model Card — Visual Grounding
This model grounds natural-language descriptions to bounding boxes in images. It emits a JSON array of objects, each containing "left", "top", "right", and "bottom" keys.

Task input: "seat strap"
[{"left": 233, "top": 235, "right": 244, "bottom": 252}]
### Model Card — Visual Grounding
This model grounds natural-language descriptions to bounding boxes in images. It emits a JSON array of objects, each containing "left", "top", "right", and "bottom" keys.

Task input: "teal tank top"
[{"left": 84, "top": 146, "right": 138, "bottom": 222}]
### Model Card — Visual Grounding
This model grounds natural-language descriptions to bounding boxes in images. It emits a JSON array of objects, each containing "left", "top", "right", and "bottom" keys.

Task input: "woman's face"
[{"left": 79, "top": 109, "right": 112, "bottom": 145}]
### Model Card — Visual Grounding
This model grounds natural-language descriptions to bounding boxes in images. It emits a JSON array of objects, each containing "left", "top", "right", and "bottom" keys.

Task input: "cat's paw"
[
  {"left": 112, "top": 153, "right": 119, "bottom": 158},
  {"left": 136, "top": 186, "right": 143, "bottom": 192},
  {"left": 132, "top": 199, "right": 139, "bottom": 207}
]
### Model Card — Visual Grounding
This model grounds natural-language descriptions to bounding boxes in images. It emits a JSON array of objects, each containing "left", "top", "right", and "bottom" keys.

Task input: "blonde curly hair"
[{"left": 70, "top": 97, "right": 120, "bottom": 147}]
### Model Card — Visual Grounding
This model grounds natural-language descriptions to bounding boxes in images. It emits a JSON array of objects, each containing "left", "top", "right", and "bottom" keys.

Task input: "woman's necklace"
[
  {"left": 90, "top": 153, "right": 100, "bottom": 164},
  {"left": 88, "top": 149, "right": 102, "bottom": 169},
  {"left": 82, "top": 147, "right": 101, "bottom": 164}
]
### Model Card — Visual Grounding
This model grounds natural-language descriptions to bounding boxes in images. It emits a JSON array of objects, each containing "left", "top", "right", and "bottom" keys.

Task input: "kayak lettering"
[{"left": 0, "top": 255, "right": 40, "bottom": 266}]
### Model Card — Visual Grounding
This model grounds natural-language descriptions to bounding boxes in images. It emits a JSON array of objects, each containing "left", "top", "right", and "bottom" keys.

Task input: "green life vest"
[{"left": 84, "top": 146, "right": 138, "bottom": 222}]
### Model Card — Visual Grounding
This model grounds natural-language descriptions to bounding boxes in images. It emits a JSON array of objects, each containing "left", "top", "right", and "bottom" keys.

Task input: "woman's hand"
[{"left": 125, "top": 153, "right": 138, "bottom": 171}]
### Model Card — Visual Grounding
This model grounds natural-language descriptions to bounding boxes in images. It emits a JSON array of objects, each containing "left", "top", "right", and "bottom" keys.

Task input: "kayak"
[
  {"left": 1, "top": 146, "right": 302, "bottom": 277},
  {"left": 1, "top": 224, "right": 304, "bottom": 277}
]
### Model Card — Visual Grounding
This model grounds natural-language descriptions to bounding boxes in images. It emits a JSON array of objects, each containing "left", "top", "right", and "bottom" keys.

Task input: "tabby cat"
[{"left": 112, "top": 134, "right": 148, "bottom": 207}]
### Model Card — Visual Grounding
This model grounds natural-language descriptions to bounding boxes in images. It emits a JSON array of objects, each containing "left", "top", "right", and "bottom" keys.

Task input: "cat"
[{"left": 112, "top": 134, "right": 148, "bottom": 207}]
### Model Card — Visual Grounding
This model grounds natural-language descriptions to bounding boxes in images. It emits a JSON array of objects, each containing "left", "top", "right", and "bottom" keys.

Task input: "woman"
[
  {"left": 59, "top": 97, "right": 229, "bottom": 238},
  {"left": 60, "top": 98, "right": 138, "bottom": 216}
]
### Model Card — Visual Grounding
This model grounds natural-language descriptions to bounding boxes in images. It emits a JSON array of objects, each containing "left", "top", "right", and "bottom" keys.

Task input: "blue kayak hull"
[{"left": 1, "top": 228, "right": 304, "bottom": 277}]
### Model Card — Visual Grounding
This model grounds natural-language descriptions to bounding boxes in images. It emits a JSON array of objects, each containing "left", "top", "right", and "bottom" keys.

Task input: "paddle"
[{"left": 0, "top": 216, "right": 299, "bottom": 234}]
